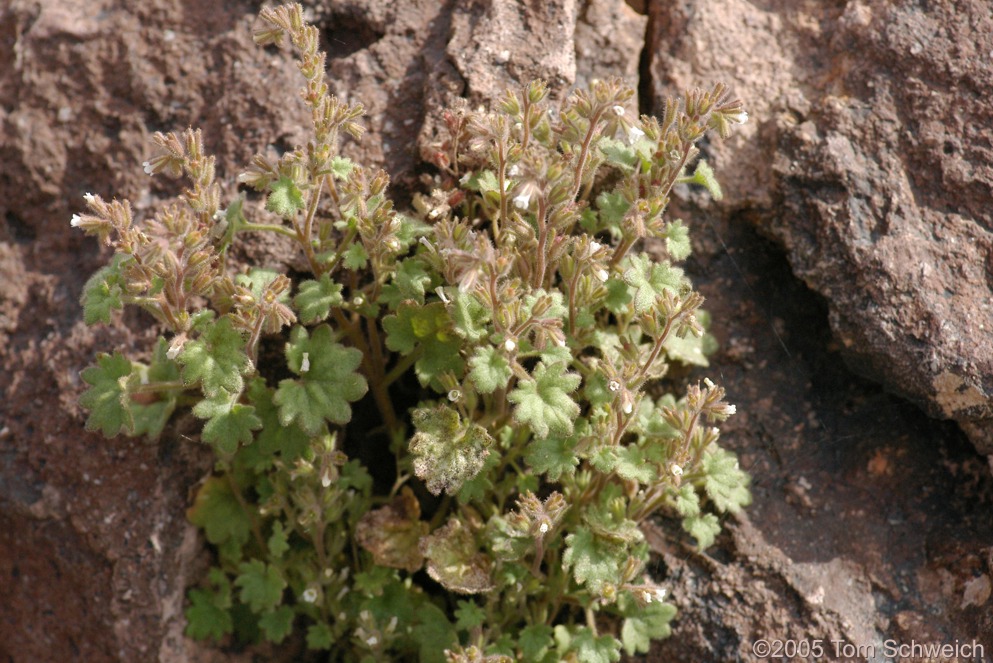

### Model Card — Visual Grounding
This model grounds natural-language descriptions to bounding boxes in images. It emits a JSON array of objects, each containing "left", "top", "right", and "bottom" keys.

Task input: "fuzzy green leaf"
[
  {"left": 274, "top": 325, "right": 368, "bottom": 435},
  {"left": 129, "top": 397, "right": 176, "bottom": 440},
  {"left": 468, "top": 346, "right": 512, "bottom": 394},
  {"left": 598, "top": 136, "right": 638, "bottom": 170},
  {"left": 563, "top": 527, "right": 626, "bottom": 594},
  {"left": 664, "top": 219, "right": 692, "bottom": 261},
  {"left": 519, "top": 624, "right": 555, "bottom": 662},
  {"left": 683, "top": 512, "right": 721, "bottom": 549},
  {"left": 689, "top": 159, "right": 723, "bottom": 200},
  {"left": 487, "top": 515, "right": 532, "bottom": 562},
  {"left": 525, "top": 435, "right": 579, "bottom": 480},
  {"left": 457, "top": 450, "right": 499, "bottom": 505},
  {"left": 259, "top": 605, "right": 294, "bottom": 643},
  {"left": 621, "top": 602, "right": 676, "bottom": 655},
  {"left": 603, "top": 278, "right": 632, "bottom": 315},
  {"left": 379, "top": 257, "right": 433, "bottom": 309},
  {"left": 702, "top": 447, "right": 751, "bottom": 514},
  {"left": 80, "top": 255, "right": 126, "bottom": 325},
  {"left": 570, "top": 628, "right": 621, "bottom": 663},
  {"left": 79, "top": 352, "right": 134, "bottom": 437},
  {"left": 235, "top": 560, "right": 286, "bottom": 613},
  {"left": 383, "top": 302, "right": 464, "bottom": 386},
  {"left": 412, "top": 603, "right": 458, "bottom": 663},
  {"left": 266, "top": 175, "right": 305, "bottom": 218},
  {"left": 246, "top": 378, "right": 310, "bottom": 467},
  {"left": 342, "top": 243, "right": 369, "bottom": 270},
  {"left": 634, "top": 395, "right": 681, "bottom": 441},
  {"left": 508, "top": 361, "right": 581, "bottom": 439},
  {"left": 267, "top": 521, "right": 289, "bottom": 559},
  {"left": 673, "top": 484, "right": 701, "bottom": 518},
  {"left": 596, "top": 191, "right": 630, "bottom": 230},
  {"left": 330, "top": 156, "right": 354, "bottom": 180},
  {"left": 623, "top": 254, "right": 684, "bottom": 314},
  {"left": 187, "top": 476, "right": 252, "bottom": 551},
  {"left": 663, "top": 330, "right": 714, "bottom": 367},
  {"left": 454, "top": 600, "right": 486, "bottom": 631},
  {"left": 294, "top": 273, "right": 343, "bottom": 324},
  {"left": 615, "top": 445, "right": 656, "bottom": 484},
  {"left": 306, "top": 623, "right": 335, "bottom": 650},
  {"left": 395, "top": 213, "right": 431, "bottom": 249},
  {"left": 450, "top": 291, "right": 491, "bottom": 342},
  {"left": 409, "top": 405, "right": 493, "bottom": 496},
  {"left": 193, "top": 392, "right": 262, "bottom": 455},
  {"left": 178, "top": 317, "right": 252, "bottom": 397},
  {"left": 185, "top": 588, "right": 233, "bottom": 642},
  {"left": 462, "top": 169, "right": 499, "bottom": 194}
]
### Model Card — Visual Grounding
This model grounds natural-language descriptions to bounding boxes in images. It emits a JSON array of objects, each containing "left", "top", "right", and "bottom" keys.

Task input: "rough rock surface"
[
  {"left": 649, "top": 0, "right": 993, "bottom": 457},
  {"left": 0, "top": 0, "right": 991, "bottom": 660}
]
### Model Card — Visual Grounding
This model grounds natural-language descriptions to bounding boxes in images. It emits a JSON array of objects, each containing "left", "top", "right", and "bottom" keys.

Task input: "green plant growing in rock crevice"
[{"left": 74, "top": 4, "right": 751, "bottom": 660}]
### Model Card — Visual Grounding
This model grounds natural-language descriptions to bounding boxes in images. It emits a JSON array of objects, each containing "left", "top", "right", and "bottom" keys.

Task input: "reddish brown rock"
[{"left": 648, "top": 0, "right": 993, "bottom": 458}]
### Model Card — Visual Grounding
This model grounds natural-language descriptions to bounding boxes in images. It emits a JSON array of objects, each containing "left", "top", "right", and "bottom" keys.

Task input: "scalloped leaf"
[{"left": 273, "top": 325, "right": 368, "bottom": 435}]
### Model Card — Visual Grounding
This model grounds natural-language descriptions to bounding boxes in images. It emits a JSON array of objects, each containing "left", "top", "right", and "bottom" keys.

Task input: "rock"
[
  {"left": 573, "top": 0, "right": 647, "bottom": 102},
  {"left": 648, "top": 0, "right": 993, "bottom": 459}
]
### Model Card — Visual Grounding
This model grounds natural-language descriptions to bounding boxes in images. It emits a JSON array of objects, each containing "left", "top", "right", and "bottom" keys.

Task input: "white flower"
[
  {"left": 726, "top": 404, "right": 737, "bottom": 415},
  {"left": 366, "top": 636, "right": 378, "bottom": 647},
  {"left": 589, "top": 240, "right": 602, "bottom": 253},
  {"left": 642, "top": 590, "right": 653, "bottom": 604},
  {"left": 508, "top": 164, "right": 520, "bottom": 177},
  {"left": 626, "top": 125, "right": 645, "bottom": 145},
  {"left": 608, "top": 379, "right": 621, "bottom": 393},
  {"left": 513, "top": 189, "right": 531, "bottom": 210},
  {"left": 166, "top": 335, "right": 187, "bottom": 360},
  {"left": 671, "top": 463, "right": 683, "bottom": 476},
  {"left": 70, "top": 214, "right": 83, "bottom": 228},
  {"left": 654, "top": 588, "right": 667, "bottom": 602},
  {"left": 623, "top": 401, "right": 633, "bottom": 415},
  {"left": 142, "top": 161, "right": 154, "bottom": 175},
  {"left": 538, "top": 522, "right": 550, "bottom": 534},
  {"left": 595, "top": 268, "right": 609, "bottom": 282},
  {"left": 729, "top": 110, "right": 749, "bottom": 125},
  {"left": 447, "top": 389, "right": 461, "bottom": 402},
  {"left": 302, "top": 588, "right": 318, "bottom": 604},
  {"left": 612, "top": 105, "right": 625, "bottom": 116},
  {"left": 504, "top": 338, "right": 517, "bottom": 353},
  {"left": 83, "top": 192, "right": 96, "bottom": 204},
  {"left": 300, "top": 352, "right": 311, "bottom": 373},
  {"left": 321, "top": 471, "right": 332, "bottom": 488}
]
